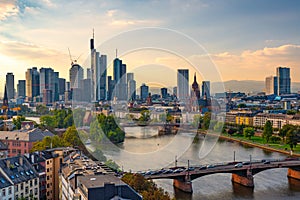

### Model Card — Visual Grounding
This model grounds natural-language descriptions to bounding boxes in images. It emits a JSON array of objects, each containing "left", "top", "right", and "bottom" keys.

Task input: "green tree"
[
  {"left": 31, "top": 135, "right": 65, "bottom": 152},
  {"left": 262, "top": 120, "right": 273, "bottom": 143},
  {"left": 243, "top": 127, "right": 255, "bottom": 140},
  {"left": 286, "top": 129, "right": 299, "bottom": 151},
  {"left": 12, "top": 116, "right": 26, "bottom": 130},
  {"left": 62, "top": 126, "right": 82, "bottom": 147},
  {"left": 139, "top": 110, "right": 151, "bottom": 122},
  {"left": 214, "top": 122, "right": 224, "bottom": 132},
  {"left": 40, "top": 115, "right": 56, "bottom": 127},
  {"left": 203, "top": 112, "right": 211, "bottom": 129},
  {"left": 36, "top": 105, "right": 50, "bottom": 115}
]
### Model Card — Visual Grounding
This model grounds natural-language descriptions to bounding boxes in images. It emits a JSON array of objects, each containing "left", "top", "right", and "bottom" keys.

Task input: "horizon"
[{"left": 1, "top": 0, "right": 300, "bottom": 95}]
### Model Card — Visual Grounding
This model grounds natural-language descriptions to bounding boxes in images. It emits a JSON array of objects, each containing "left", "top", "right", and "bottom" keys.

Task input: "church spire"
[{"left": 3, "top": 84, "right": 8, "bottom": 107}]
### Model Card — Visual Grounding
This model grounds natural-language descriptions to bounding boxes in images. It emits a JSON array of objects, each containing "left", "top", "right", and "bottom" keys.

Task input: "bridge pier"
[
  {"left": 287, "top": 168, "right": 300, "bottom": 180},
  {"left": 173, "top": 179, "right": 193, "bottom": 193},
  {"left": 231, "top": 172, "right": 254, "bottom": 187}
]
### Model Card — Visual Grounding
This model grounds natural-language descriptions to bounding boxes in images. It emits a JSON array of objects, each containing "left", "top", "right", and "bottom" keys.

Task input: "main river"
[{"left": 98, "top": 127, "right": 300, "bottom": 200}]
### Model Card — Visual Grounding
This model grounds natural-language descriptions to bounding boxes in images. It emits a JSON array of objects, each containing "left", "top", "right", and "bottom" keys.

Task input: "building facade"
[
  {"left": 5, "top": 73, "right": 15, "bottom": 100},
  {"left": 177, "top": 69, "right": 189, "bottom": 100},
  {"left": 277, "top": 67, "right": 291, "bottom": 95}
]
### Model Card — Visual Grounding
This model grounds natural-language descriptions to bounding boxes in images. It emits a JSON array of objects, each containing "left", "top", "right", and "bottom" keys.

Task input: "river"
[{"left": 96, "top": 126, "right": 300, "bottom": 200}]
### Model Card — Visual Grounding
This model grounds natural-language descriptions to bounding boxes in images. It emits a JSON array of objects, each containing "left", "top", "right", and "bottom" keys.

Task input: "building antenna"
[
  {"left": 116, "top": 49, "right": 118, "bottom": 58},
  {"left": 93, "top": 28, "right": 94, "bottom": 39}
]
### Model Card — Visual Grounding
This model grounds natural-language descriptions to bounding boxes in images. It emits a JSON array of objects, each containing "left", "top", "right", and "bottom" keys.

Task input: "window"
[
  {"left": 34, "top": 188, "right": 38, "bottom": 195},
  {"left": 15, "top": 185, "right": 18, "bottom": 192},
  {"left": 8, "top": 187, "right": 12, "bottom": 194},
  {"left": 2, "top": 189, "right": 5, "bottom": 196},
  {"left": 21, "top": 183, "right": 24, "bottom": 190},
  {"left": 30, "top": 189, "right": 33, "bottom": 195},
  {"left": 34, "top": 178, "right": 38, "bottom": 186},
  {"left": 25, "top": 186, "right": 28, "bottom": 193},
  {"left": 30, "top": 180, "right": 32, "bottom": 187}
]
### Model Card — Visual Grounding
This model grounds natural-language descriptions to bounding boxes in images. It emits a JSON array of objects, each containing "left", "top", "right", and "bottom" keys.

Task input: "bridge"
[{"left": 138, "top": 158, "right": 300, "bottom": 193}]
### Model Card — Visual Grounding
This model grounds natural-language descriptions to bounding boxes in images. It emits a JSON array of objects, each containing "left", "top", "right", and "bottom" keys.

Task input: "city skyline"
[{"left": 1, "top": 0, "right": 300, "bottom": 94}]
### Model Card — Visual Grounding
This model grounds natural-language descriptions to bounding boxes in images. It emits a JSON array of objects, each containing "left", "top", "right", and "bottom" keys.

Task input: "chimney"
[
  {"left": 6, "top": 160, "right": 10, "bottom": 168},
  {"left": 19, "top": 156, "right": 23, "bottom": 166}
]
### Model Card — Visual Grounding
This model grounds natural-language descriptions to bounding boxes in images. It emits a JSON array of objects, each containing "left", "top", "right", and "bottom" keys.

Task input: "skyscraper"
[
  {"left": 201, "top": 81, "right": 210, "bottom": 98},
  {"left": 161, "top": 88, "right": 168, "bottom": 99},
  {"left": 39, "top": 67, "right": 59, "bottom": 102},
  {"left": 127, "top": 73, "right": 136, "bottom": 100},
  {"left": 26, "top": 67, "right": 40, "bottom": 101},
  {"left": 265, "top": 76, "right": 278, "bottom": 95},
  {"left": 5, "top": 73, "right": 15, "bottom": 100},
  {"left": 69, "top": 64, "right": 84, "bottom": 89},
  {"left": 113, "top": 58, "right": 127, "bottom": 100},
  {"left": 177, "top": 69, "right": 189, "bottom": 100},
  {"left": 140, "top": 83, "right": 149, "bottom": 100},
  {"left": 90, "top": 32, "right": 107, "bottom": 102},
  {"left": 17, "top": 80, "right": 26, "bottom": 98},
  {"left": 276, "top": 67, "right": 291, "bottom": 95}
]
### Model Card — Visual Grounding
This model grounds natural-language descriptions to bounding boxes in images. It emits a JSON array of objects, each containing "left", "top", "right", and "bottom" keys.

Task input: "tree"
[
  {"left": 279, "top": 124, "right": 296, "bottom": 142},
  {"left": 243, "top": 127, "right": 255, "bottom": 140},
  {"left": 227, "top": 128, "right": 236, "bottom": 136},
  {"left": 214, "top": 122, "right": 224, "bottom": 133},
  {"left": 203, "top": 112, "right": 211, "bottom": 130},
  {"left": 139, "top": 110, "right": 151, "bottom": 122},
  {"left": 62, "top": 126, "right": 82, "bottom": 147},
  {"left": 36, "top": 105, "right": 50, "bottom": 115},
  {"left": 40, "top": 115, "right": 56, "bottom": 128},
  {"left": 262, "top": 120, "right": 273, "bottom": 143},
  {"left": 12, "top": 116, "right": 26, "bottom": 130},
  {"left": 286, "top": 129, "right": 299, "bottom": 151}
]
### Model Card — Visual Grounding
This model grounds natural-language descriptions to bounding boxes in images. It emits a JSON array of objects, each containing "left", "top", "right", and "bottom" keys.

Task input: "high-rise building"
[
  {"left": 127, "top": 73, "right": 136, "bottom": 100},
  {"left": 276, "top": 67, "right": 291, "bottom": 95},
  {"left": 201, "top": 81, "right": 210, "bottom": 98},
  {"left": 90, "top": 33, "right": 107, "bottom": 102},
  {"left": 5, "top": 72, "right": 15, "bottom": 99},
  {"left": 177, "top": 69, "right": 189, "bottom": 100},
  {"left": 17, "top": 80, "right": 26, "bottom": 97},
  {"left": 161, "top": 88, "right": 168, "bottom": 99},
  {"left": 69, "top": 64, "right": 84, "bottom": 89},
  {"left": 39, "top": 68, "right": 59, "bottom": 102},
  {"left": 26, "top": 67, "right": 40, "bottom": 101},
  {"left": 113, "top": 58, "right": 127, "bottom": 100},
  {"left": 87, "top": 68, "right": 91, "bottom": 79},
  {"left": 140, "top": 83, "right": 149, "bottom": 100},
  {"left": 81, "top": 79, "right": 92, "bottom": 102},
  {"left": 58, "top": 78, "right": 66, "bottom": 95},
  {"left": 107, "top": 76, "right": 114, "bottom": 101},
  {"left": 265, "top": 76, "right": 278, "bottom": 95},
  {"left": 173, "top": 87, "right": 177, "bottom": 97}
]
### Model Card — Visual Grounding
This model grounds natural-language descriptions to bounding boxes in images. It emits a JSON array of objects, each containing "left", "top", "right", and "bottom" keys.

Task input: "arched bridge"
[{"left": 139, "top": 158, "right": 300, "bottom": 193}]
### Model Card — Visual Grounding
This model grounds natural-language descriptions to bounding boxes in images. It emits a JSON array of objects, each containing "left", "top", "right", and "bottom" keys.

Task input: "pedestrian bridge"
[{"left": 139, "top": 158, "right": 300, "bottom": 193}]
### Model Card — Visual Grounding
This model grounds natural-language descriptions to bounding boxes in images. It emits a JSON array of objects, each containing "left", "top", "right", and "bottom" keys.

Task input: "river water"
[{"left": 99, "top": 127, "right": 300, "bottom": 200}]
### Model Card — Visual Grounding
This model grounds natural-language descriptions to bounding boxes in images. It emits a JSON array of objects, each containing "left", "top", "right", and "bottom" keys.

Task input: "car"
[
  {"left": 187, "top": 167, "right": 195, "bottom": 171},
  {"left": 263, "top": 161, "right": 270, "bottom": 164},
  {"left": 207, "top": 164, "right": 215, "bottom": 169},
  {"left": 235, "top": 163, "right": 243, "bottom": 168}
]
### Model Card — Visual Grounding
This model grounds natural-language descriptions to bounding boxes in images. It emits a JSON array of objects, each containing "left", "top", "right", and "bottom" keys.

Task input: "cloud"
[{"left": 0, "top": 0, "right": 19, "bottom": 20}]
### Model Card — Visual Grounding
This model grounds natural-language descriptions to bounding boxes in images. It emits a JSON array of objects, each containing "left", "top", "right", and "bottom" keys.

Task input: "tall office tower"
[
  {"left": 161, "top": 88, "right": 168, "bottom": 99},
  {"left": 5, "top": 73, "right": 15, "bottom": 99},
  {"left": 127, "top": 73, "right": 136, "bottom": 100},
  {"left": 98, "top": 54, "right": 107, "bottom": 101},
  {"left": 69, "top": 64, "right": 84, "bottom": 89},
  {"left": 17, "top": 80, "right": 26, "bottom": 97},
  {"left": 265, "top": 76, "right": 278, "bottom": 95},
  {"left": 107, "top": 76, "right": 114, "bottom": 101},
  {"left": 39, "top": 68, "right": 59, "bottom": 102},
  {"left": 81, "top": 79, "right": 91, "bottom": 102},
  {"left": 177, "top": 69, "right": 189, "bottom": 100},
  {"left": 90, "top": 32, "right": 107, "bottom": 102},
  {"left": 86, "top": 68, "right": 91, "bottom": 79},
  {"left": 276, "top": 67, "right": 291, "bottom": 95},
  {"left": 58, "top": 78, "right": 66, "bottom": 95},
  {"left": 113, "top": 57, "right": 127, "bottom": 100},
  {"left": 26, "top": 67, "right": 40, "bottom": 101},
  {"left": 140, "top": 83, "right": 149, "bottom": 101},
  {"left": 201, "top": 81, "right": 211, "bottom": 98}
]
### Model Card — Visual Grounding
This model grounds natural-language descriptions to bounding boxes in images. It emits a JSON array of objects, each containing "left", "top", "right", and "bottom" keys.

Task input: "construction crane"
[{"left": 68, "top": 48, "right": 83, "bottom": 66}]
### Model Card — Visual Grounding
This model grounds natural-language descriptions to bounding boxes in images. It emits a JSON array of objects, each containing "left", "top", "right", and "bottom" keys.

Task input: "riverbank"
[{"left": 197, "top": 130, "right": 300, "bottom": 157}]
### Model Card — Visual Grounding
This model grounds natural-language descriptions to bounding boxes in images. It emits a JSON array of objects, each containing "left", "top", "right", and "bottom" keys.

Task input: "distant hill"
[{"left": 212, "top": 80, "right": 300, "bottom": 94}]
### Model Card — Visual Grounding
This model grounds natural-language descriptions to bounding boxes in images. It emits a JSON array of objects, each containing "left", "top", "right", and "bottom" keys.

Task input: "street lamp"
[
  {"left": 233, "top": 151, "right": 236, "bottom": 162},
  {"left": 175, "top": 155, "right": 178, "bottom": 167}
]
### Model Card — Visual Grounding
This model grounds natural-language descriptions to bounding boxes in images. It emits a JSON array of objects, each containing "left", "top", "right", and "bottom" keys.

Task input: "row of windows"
[{"left": 1, "top": 187, "right": 12, "bottom": 196}]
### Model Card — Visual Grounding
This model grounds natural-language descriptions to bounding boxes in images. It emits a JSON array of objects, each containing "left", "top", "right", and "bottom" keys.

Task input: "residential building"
[
  {"left": 177, "top": 69, "right": 189, "bottom": 100},
  {"left": 235, "top": 113, "right": 255, "bottom": 126},
  {"left": 277, "top": 67, "right": 291, "bottom": 95},
  {"left": 0, "top": 170, "right": 13, "bottom": 200},
  {"left": 5, "top": 73, "right": 15, "bottom": 100},
  {"left": 253, "top": 113, "right": 288, "bottom": 129},
  {"left": 0, "top": 155, "right": 39, "bottom": 200},
  {"left": 0, "top": 128, "right": 54, "bottom": 157}
]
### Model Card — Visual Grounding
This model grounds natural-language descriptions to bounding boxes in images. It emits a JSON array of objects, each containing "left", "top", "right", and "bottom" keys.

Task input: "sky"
[{"left": 1, "top": 0, "right": 300, "bottom": 94}]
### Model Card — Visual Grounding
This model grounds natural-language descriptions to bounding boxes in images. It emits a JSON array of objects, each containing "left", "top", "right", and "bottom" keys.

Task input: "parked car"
[{"left": 207, "top": 164, "right": 215, "bottom": 169}]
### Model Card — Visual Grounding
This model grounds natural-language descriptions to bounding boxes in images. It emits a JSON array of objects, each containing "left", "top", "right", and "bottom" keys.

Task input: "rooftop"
[
  {"left": 77, "top": 174, "right": 126, "bottom": 189},
  {"left": 0, "top": 128, "right": 54, "bottom": 142}
]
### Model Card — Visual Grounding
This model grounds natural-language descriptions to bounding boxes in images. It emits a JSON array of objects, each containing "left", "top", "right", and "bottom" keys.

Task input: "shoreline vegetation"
[{"left": 197, "top": 130, "right": 300, "bottom": 157}]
